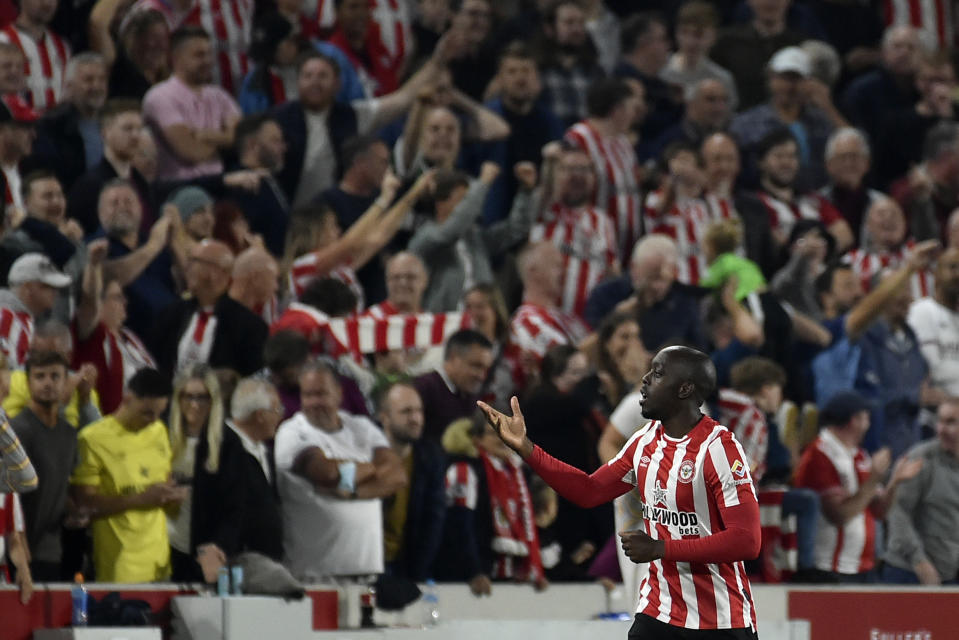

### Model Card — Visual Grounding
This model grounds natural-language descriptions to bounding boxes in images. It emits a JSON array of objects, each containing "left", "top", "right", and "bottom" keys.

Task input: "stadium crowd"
[{"left": 1, "top": 0, "right": 959, "bottom": 608}]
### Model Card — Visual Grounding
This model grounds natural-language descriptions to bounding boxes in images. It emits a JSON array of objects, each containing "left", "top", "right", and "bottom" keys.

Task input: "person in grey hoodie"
[
  {"left": 883, "top": 398, "right": 959, "bottom": 585},
  {"left": 409, "top": 161, "right": 539, "bottom": 312}
]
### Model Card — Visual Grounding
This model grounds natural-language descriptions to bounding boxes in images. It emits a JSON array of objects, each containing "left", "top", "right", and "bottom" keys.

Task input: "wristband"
[{"left": 337, "top": 461, "right": 357, "bottom": 493}]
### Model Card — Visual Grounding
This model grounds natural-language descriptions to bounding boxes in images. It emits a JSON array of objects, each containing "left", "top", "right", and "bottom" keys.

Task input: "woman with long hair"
[
  {"left": 463, "top": 283, "right": 518, "bottom": 409},
  {"left": 595, "top": 312, "right": 650, "bottom": 414},
  {"left": 90, "top": 7, "right": 171, "bottom": 99},
  {"left": 167, "top": 364, "right": 224, "bottom": 582}
]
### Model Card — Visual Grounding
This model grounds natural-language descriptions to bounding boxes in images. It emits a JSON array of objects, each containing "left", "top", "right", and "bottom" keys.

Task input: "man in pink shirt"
[{"left": 142, "top": 26, "right": 240, "bottom": 182}]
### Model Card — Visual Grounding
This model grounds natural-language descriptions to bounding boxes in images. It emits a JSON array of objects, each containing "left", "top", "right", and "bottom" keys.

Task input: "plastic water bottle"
[
  {"left": 422, "top": 579, "right": 440, "bottom": 627},
  {"left": 71, "top": 573, "right": 88, "bottom": 626}
]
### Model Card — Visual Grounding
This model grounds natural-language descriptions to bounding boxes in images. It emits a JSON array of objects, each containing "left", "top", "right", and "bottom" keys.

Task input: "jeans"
[{"left": 781, "top": 488, "right": 819, "bottom": 570}]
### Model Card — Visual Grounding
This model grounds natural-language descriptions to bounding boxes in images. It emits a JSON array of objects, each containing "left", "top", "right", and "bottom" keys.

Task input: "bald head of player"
[{"left": 639, "top": 346, "right": 716, "bottom": 437}]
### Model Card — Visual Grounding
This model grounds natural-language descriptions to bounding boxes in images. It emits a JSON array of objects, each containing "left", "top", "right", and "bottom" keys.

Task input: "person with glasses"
[
  {"left": 165, "top": 364, "right": 224, "bottom": 582},
  {"left": 149, "top": 239, "right": 268, "bottom": 379}
]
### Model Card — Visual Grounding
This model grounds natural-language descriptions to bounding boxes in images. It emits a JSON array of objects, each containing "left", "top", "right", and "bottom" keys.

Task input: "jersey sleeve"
[
  {"left": 703, "top": 431, "right": 758, "bottom": 510},
  {"left": 526, "top": 437, "right": 638, "bottom": 508},
  {"left": 70, "top": 432, "right": 104, "bottom": 488},
  {"left": 445, "top": 462, "right": 478, "bottom": 510}
]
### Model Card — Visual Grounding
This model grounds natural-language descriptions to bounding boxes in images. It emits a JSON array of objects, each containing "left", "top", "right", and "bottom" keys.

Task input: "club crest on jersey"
[
  {"left": 678, "top": 459, "right": 696, "bottom": 483},
  {"left": 730, "top": 460, "right": 747, "bottom": 477}
]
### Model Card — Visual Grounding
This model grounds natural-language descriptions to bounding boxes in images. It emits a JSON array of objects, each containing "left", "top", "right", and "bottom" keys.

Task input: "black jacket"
[
  {"left": 433, "top": 454, "right": 493, "bottom": 582},
  {"left": 191, "top": 424, "right": 284, "bottom": 561},
  {"left": 33, "top": 102, "right": 95, "bottom": 191},
  {"left": 68, "top": 158, "right": 155, "bottom": 236},
  {"left": 386, "top": 440, "right": 446, "bottom": 581},
  {"left": 150, "top": 294, "right": 268, "bottom": 378}
]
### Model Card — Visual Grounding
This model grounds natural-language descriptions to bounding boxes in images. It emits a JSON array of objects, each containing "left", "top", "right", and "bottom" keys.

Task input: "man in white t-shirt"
[
  {"left": 908, "top": 248, "right": 959, "bottom": 397},
  {"left": 274, "top": 359, "right": 406, "bottom": 581}
]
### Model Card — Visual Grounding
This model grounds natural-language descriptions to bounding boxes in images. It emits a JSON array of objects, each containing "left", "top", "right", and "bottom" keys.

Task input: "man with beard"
[
  {"left": 142, "top": 26, "right": 241, "bottom": 182},
  {"left": 478, "top": 346, "right": 762, "bottom": 638},
  {"left": 909, "top": 248, "right": 959, "bottom": 398},
  {"left": 752, "top": 128, "right": 854, "bottom": 252},
  {"left": 377, "top": 382, "right": 446, "bottom": 581},
  {"left": 531, "top": 144, "right": 616, "bottom": 316},
  {"left": 10, "top": 350, "right": 76, "bottom": 581}
]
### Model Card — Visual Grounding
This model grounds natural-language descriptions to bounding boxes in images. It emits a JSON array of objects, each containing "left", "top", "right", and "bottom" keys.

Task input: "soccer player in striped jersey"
[{"left": 479, "top": 346, "right": 762, "bottom": 639}]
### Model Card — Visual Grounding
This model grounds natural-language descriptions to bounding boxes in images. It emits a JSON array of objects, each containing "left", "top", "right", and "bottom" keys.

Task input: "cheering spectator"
[
  {"left": 711, "top": 0, "right": 807, "bottom": 110},
  {"left": 398, "top": 104, "right": 461, "bottom": 177},
  {"left": 908, "top": 248, "right": 959, "bottom": 398},
  {"left": 9, "top": 350, "right": 74, "bottom": 581},
  {"left": 482, "top": 42, "right": 564, "bottom": 225},
  {"left": 229, "top": 248, "right": 280, "bottom": 327},
  {"left": 565, "top": 78, "right": 643, "bottom": 263},
  {"left": 510, "top": 242, "right": 590, "bottom": 372},
  {"left": 413, "top": 329, "right": 493, "bottom": 442},
  {"left": 191, "top": 378, "right": 285, "bottom": 582},
  {"left": 142, "top": 26, "right": 241, "bottom": 183},
  {"left": 70, "top": 368, "right": 183, "bottom": 583},
  {"left": 377, "top": 382, "right": 446, "bottom": 581},
  {"left": 890, "top": 121, "right": 959, "bottom": 242},
  {"left": 165, "top": 364, "right": 223, "bottom": 581},
  {"left": 412, "top": 162, "right": 536, "bottom": 312},
  {"left": 273, "top": 47, "right": 443, "bottom": 208},
  {"left": 67, "top": 100, "right": 152, "bottom": 237},
  {"left": 883, "top": 398, "right": 959, "bottom": 585},
  {"left": 435, "top": 414, "right": 546, "bottom": 594},
  {"left": 585, "top": 234, "right": 707, "bottom": 352},
  {"left": 661, "top": 2, "right": 738, "bottom": 112},
  {"left": 770, "top": 220, "right": 835, "bottom": 319},
  {"left": 444, "top": 0, "right": 498, "bottom": 101},
  {"left": 275, "top": 359, "right": 406, "bottom": 581},
  {"left": 32, "top": 53, "right": 107, "bottom": 191},
  {"left": 462, "top": 283, "right": 520, "bottom": 410},
  {"left": 841, "top": 25, "right": 921, "bottom": 145},
  {"left": 0, "top": 97, "right": 39, "bottom": 220},
  {"left": 531, "top": 146, "right": 615, "bottom": 316},
  {"left": 151, "top": 240, "right": 267, "bottom": 377},
  {"left": 0, "top": 253, "right": 70, "bottom": 368},
  {"left": 366, "top": 251, "right": 429, "bottom": 318},
  {"left": 96, "top": 8, "right": 169, "bottom": 100},
  {"left": 751, "top": 128, "right": 854, "bottom": 250},
  {"left": 795, "top": 391, "right": 922, "bottom": 583},
  {"left": 647, "top": 79, "right": 732, "bottom": 162},
  {"left": 614, "top": 12, "right": 681, "bottom": 144},
  {"left": 0, "top": 0, "right": 71, "bottom": 113},
  {"left": 535, "top": 0, "right": 604, "bottom": 129},
  {"left": 730, "top": 46, "right": 840, "bottom": 191},
  {"left": 819, "top": 127, "right": 883, "bottom": 238}
]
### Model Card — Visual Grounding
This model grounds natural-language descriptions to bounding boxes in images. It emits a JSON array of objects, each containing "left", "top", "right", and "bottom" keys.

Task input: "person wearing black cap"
[{"left": 795, "top": 390, "right": 923, "bottom": 583}]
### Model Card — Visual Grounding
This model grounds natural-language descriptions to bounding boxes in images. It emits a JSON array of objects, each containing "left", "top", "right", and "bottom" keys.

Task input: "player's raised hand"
[
  {"left": 619, "top": 529, "right": 666, "bottom": 564},
  {"left": 477, "top": 396, "right": 532, "bottom": 458}
]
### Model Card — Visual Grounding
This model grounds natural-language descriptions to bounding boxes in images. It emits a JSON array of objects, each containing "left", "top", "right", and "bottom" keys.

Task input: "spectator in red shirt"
[{"left": 327, "top": 0, "right": 401, "bottom": 98}]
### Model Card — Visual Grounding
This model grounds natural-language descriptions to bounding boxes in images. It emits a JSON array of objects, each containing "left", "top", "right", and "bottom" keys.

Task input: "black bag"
[{"left": 87, "top": 592, "right": 155, "bottom": 626}]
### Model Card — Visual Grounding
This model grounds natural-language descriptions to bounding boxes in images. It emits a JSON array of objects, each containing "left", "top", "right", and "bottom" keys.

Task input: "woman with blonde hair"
[{"left": 167, "top": 364, "right": 225, "bottom": 582}]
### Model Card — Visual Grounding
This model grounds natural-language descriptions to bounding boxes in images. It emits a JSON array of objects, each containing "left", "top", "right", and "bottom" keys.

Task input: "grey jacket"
[
  {"left": 884, "top": 439, "right": 959, "bottom": 581},
  {"left": 409, "top": 181, "right": 537, "bottom": 312}
]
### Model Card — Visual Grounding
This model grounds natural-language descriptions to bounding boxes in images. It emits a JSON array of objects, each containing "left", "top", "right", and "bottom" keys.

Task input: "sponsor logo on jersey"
[
  {"left": 678, "top": 459, "right": 695, "bottom": 483},
  {"left": 641, "top": 501, "right": 700, "bottom": 536},
  {"left": 730, "top": 460, "right": 747, "bottom": 477},
  {"left": 639, "top": 455, "right": 651, "bottom": 467}
]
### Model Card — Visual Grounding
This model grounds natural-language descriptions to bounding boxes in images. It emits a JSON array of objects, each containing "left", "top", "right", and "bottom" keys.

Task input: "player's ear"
[{"left": 677, "top": 381, "right": 694, "bottom": 400}]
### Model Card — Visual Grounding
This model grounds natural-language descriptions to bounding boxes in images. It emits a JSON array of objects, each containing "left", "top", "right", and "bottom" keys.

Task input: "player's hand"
[
  {"left": 468, "top": 574, "right": 492, "bottom": 596},
  {"left": 891, "top": 456, "right": 923, "bottom": 484},
  {"left": 618, "top": 529, "right": 665, "bottom": 564},
  {"left": 477, "top": 396, "right": 532, "bottom": 457},
  {"left": 914, "top": 559, "right": 942, "bottom": 585}
]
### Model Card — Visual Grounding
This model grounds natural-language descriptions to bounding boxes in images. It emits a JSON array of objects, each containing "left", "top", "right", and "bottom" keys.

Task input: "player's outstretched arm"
[{"left": 478, "top": 397, "right": 634, "bottom": 509}]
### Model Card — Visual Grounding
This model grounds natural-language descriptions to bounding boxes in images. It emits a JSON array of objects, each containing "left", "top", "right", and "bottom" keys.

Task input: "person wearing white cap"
[
  {"left": 0, "top": 253, "right": 71, "bottom": 368},
  {"left": 730, "top": 45, "right": 844, "bottom": 190}
]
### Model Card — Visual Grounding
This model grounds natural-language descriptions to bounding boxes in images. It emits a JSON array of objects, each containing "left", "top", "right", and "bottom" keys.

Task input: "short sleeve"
[
  {"left": 360, "top": 416, "right": 390, "bottom": 450},
  {"left": 274, "top": 419, "right": 307, "bottom": 471},
  {"left": 70, "top": 433, "right": 103, "bottom": 487},
  {"left": 704, "top": 432, "right": 758, "bottom": 510},
  {"left": 444, "top": 462, "right": 478, "bottom": 510},
  {"left": 795, "top": 446, "right": 842, "bottom": 493}
]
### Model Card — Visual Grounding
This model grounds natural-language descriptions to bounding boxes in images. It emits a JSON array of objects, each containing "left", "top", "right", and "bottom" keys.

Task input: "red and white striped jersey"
[
  {"left": 445, "top": 461, "right": 479, "bottom": 509},
  {"left": 308, "top": 0, "right": 412, "bottom": 68},
  {"left": 756, "top": 487, "right": 798, "bottom": 583},
  {"left": 565, "top": 121, "right": 642, "bottom": 263},
  {"left": 0, "top": 492, "right": 25, "bottom": 575},
  {"left": 529, "top": 202, "right": 616, "bottom": 317},
  {"left": 289, "top": 253, "right": 365, "bottom": 311},
  {"left": 756, "top": 190, "right": 841, "bottom": 236},
  {"left": 363, "top": 299, "right": 401, "bottom": 320},
  {"left": 716, "top": 389, "right": 768, "bottom": 484},
  {"left": 644, "top": 190, "right": 734, "bottom": 285},
  {"left": 844, "top": 240, "right": 934, "bottom": 300},
  {"left": 0, "top": 25, "right": 70, "bottom": 112},
  {"left": 609, "top": 416, "right": 758, "bottom": 630},
  {"left": 0, "top": 305, "right": 33, "bottom": 369},
  {"left": 795, "top": 428, "right": 877, "bottom": 575},
  {"left": 509, "top": 302, "right": 590, "bottom": 363},
  {"left": 130, "top": 0, "right": 253, "bottom": 94},
  {"left": 883, "top": 0, "right": 953, "bottom": 49}
]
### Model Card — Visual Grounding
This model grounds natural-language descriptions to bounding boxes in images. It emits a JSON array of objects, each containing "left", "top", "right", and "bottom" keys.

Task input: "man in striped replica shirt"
[
  {"left": 0, "top": 0, "right": 70, "bottom": 113},
  {"left": 796, "top": 391, "right": 922, "bottom": 582},
  {"left": 0, "top": 253, "right": 70, "bottom": 369},
  {"left": 479, "top": 346, "right": 762, "bottom": 639}
]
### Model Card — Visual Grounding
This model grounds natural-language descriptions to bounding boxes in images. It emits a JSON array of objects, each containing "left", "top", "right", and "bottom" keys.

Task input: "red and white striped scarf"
[{"left": 480, "top": 450, "right": 543, "bottom": 582}]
